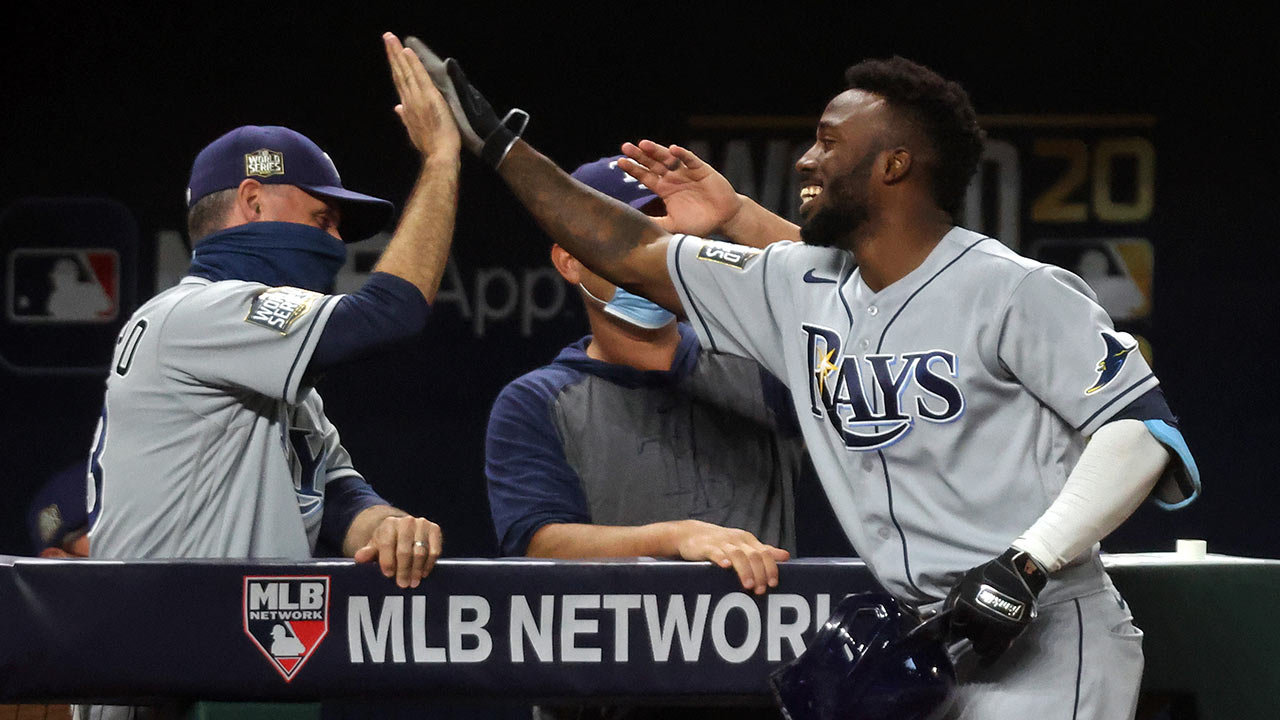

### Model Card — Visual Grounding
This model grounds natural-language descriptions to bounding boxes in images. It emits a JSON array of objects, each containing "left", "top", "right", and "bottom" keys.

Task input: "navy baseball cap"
[
  {"left": 571, "top": 155, "right": 662, "bottom": 211},
  {"left": 27, "top": 461, "right": 90, "bottom": 554},
  {"left": 186, "top": 125, "right": 394, "bottom": 242}
]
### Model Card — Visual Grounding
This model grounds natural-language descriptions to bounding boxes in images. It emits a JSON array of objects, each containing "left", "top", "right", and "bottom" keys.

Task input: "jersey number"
[
  {"left": 87, "top": 406, "right": 108, "bottom": 528},
  {"left": 114, "top": 319, "right": 148, "bottom": 376}
]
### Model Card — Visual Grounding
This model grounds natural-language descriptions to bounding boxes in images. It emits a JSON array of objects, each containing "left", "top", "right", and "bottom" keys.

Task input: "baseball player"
[
  {"left": 411, "top": 43, "right": 1198, "bottom": 719},
  {"left": 88, "top": 33, "right": 455, "bottom": 582}
]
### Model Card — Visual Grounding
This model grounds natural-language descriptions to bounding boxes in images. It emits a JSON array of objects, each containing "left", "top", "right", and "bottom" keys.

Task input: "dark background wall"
[{"left": 2, "top": 5, "right": 1276, "bottom": 560}]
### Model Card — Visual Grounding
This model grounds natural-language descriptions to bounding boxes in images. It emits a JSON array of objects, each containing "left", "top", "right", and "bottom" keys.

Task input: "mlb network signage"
[
  {"left": 244, "top": 576, "right": 331, "bottom": 681},
  {"left": 0, "top": 557, "right": 875, "bottom": 701},
  {"left": 237, "top": 563, "right": 864, "bottom": 693},
  {"left": 344, "top": 588, "right": 838, "bottom": 666}
]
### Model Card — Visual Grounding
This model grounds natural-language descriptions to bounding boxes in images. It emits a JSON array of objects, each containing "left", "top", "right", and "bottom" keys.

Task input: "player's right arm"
[
  {"left": 369, "top": 32, "right": 461, "bottom": 302},
  {"left": 301, "top": 33, "right": 462, "bottom": 375},
  {"left": 619, "top": 140, "right": 801, "bottom": 248},
  {"left": 409, "top": 39, "right": 799, "bottom": 375},
  {"left": 497, "top": 141, "right": 681, "bottom": 313},
  {"left": 402, "top": 39, "right": 680, "bottom": 313},
  {"left": 158, "top": 35, "right": 462, "bottom": 397}
]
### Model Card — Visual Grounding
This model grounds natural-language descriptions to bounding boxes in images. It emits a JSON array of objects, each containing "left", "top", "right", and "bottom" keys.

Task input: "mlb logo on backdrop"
[
  {"left": 6, "top": 248, "right": 119, "bottom": 323},
  {"left": 243, "top": 575, "right": 330, "bottom": 681}
]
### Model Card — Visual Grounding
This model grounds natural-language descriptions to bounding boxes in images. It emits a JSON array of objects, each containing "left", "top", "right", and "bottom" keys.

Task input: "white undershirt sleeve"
[{"left": 1013, "top": 419, "right": 1171, "bottom": 573}]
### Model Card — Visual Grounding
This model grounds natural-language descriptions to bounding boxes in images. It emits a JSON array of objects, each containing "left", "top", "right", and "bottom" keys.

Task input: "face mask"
[
  {"left": 189, "top": 222, "right": 347, "bottom": 293},
  {"left": 579, "top": 283, "right": 676, "bottom": 330}
]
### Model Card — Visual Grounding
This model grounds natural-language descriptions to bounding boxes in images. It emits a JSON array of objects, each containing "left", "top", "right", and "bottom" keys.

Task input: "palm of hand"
[{"left": 658, "top": 173, "right": 738, "bottom": 237}]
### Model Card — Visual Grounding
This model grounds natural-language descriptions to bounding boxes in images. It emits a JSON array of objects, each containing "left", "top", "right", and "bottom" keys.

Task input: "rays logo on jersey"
[
  {"left": 803, "top": 324, "right": 964, "bottom": 451},
  {"left": 243, "top": 575, "right": 330, "bottom": 681},
  {"left": 1085, "top": 331, "right": 1138, "bottom": 395}
]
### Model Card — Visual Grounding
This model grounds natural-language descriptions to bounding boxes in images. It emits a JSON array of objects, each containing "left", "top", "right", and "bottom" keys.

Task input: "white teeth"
[{"left": 800, "top": 186, "right": 823, "bottom": 202}]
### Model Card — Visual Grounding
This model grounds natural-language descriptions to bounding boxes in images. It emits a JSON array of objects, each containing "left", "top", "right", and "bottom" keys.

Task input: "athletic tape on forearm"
[{"left": 1013, "top": 419, "right": 1170, "bottom": 573}]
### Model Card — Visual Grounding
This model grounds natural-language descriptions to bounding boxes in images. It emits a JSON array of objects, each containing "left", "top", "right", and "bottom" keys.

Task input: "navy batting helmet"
[{"left": 770, "top": 592, "right": 957, "bottom": 720}]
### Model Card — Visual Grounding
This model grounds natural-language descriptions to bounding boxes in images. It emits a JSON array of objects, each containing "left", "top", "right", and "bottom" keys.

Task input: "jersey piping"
[
  {"left": 672, "top": 234, "right": 718, "bottom": 352},
  {"left": 872, "top": 235, "right": 990, "bottom": 601},
  {"left": 876, "top": 236, "right": 991, "bottom": 350},
  {"left": 1075, "top": 373, "right": 1155, "bottom": 432},
  {"left": 1071, "top": 598, "right": 1084, "bottom": 720},
  {"left": 283, "top": 294, "right": 339, "bottom": 400},
  {"left": 877, "top": 451, "right": 934, "bottom": 601},
  {"left": 837, "top": 265, "right": 857, "bottom": 325}
]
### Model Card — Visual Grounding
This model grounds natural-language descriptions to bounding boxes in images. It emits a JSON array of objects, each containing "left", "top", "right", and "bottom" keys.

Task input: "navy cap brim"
[
  {"left": 300, "top": 185, "right": 395, "bottom": 243},
  {"left": 628, "top": 194, "right": 661, "bottom": 211}
]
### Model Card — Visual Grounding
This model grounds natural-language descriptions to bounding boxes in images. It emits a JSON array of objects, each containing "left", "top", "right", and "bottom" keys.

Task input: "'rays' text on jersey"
[{"left": 803, "top": 324, "right": 965, "bottom": 451}]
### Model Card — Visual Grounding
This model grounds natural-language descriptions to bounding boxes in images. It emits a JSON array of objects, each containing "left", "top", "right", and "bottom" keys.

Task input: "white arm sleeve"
[{"left": 1013, "top": 419, "right": 1171, "bottom": 573}]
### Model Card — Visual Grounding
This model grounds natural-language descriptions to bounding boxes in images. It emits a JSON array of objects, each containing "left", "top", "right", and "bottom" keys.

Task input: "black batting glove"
[
  {"left": 405, "top": 37, "right": 529, "bottom": 169},
  {"left": 944, "top": 547, "right": 1048, "bottom": 663}
]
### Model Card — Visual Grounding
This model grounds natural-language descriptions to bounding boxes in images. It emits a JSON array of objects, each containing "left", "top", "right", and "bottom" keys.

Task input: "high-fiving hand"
[{"left": 382, "top": 32, "right": 461, "bottom": 159}]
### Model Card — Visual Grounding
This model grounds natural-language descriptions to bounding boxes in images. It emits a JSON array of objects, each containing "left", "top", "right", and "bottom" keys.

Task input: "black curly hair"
[{"left": 844, "top": 57, "right": 985, "bottom": 218}]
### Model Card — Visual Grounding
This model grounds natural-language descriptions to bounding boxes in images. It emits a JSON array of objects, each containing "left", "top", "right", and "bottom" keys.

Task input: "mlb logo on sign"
[
  {"left": 243, "top": 575, "right": 330, "bottom": 681},
  {"left": 6, "top": 248, "right": 119, "bottom": 323}
]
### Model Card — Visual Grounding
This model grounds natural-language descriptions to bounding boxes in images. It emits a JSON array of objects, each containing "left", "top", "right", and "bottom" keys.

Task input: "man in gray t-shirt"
[
  {"left": 486, "top": 155, "right": 802, "bottom": 597},
  {"left": 88, "top": 34, "right": 456, "bottom": 586},
  {"left": 487, "top": 154, "right": 803, "bottom": 720},
  {"left": 415, "top": 45, "right": 1199, "bottom": 720}
]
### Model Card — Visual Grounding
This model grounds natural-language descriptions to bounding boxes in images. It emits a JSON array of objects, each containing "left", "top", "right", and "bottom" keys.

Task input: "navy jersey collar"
[{"left": 552, "top": 323, "right": 700, "bottom": 389}]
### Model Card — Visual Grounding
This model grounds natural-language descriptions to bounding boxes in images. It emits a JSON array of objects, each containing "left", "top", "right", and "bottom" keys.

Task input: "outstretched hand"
[
  {"left": 618, "top": 140, "right": 741, "bottom": 236},
  {"left": 382, "top": 32, "right": 461, "bottom": 159}
]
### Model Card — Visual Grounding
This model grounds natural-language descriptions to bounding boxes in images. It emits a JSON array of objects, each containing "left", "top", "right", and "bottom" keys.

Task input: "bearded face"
[{"left": 799, "top": 149, "right": 878, "bottom": 248}]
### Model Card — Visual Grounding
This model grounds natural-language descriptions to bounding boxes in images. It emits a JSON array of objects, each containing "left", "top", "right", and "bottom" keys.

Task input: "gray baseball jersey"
[
  {"left": 87, "top": 277, "right": 359, "bottom": 560},
  {"left": 667, "top": 226, "right": 1168, "bottom": 605}
]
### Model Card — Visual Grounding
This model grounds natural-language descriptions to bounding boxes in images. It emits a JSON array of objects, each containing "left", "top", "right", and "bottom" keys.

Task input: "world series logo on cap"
[{"left": 245, "top": 148, "right": 285, "bottom": 178}]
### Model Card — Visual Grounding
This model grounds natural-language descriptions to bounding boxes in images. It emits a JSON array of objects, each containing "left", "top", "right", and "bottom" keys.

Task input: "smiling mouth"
[{"left": 799, "top": 185, "right": 822, "bottom": 209}]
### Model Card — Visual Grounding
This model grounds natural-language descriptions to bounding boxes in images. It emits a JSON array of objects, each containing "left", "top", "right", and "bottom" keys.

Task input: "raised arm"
[
  {"left": 498, "top": 141, "right": 681, "bottom": 312},
  {"left": 403, "top": 37, "right": 682, "bottom": 313},
  {"left": 303, "top": 34, "right": 461, "bottom": 376},
  {"left": 619, "top": 140, "right": 801, "bottom": 248},
  {"left": 373, "top": 32, "right": 462, "bottom": 302}
]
